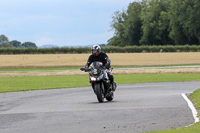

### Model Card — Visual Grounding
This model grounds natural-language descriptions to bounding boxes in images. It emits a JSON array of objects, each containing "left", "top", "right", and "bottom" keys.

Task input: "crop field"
[{"left": 0, "top": 52, "right": 200, "bottom": 68}]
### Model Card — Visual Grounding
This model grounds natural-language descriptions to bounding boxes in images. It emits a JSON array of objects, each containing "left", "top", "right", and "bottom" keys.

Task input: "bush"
[{"left": 0, "top": 45, "right": 199, "bottom": 54}]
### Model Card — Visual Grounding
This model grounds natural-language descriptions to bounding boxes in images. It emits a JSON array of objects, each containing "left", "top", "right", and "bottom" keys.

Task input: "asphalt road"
[{"left": 0, "top": 81, "right": 199, "bottom": 133}]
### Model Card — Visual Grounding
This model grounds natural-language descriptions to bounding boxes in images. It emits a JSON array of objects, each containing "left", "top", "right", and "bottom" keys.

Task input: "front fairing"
[
  {"left": 89, "top": 61, "right": 104, "bottom": 82},
  {"left": 90, "top": 61, "right": 103, "bottom": 75}
]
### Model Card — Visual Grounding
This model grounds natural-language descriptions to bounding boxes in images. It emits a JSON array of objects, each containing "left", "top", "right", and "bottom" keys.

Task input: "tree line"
[
  {"left": 0, "top": 45, "right": 199, "bottom": 54},
  {"left": 108, "top": 0, "right": 200, "bottom": 46},
  {"left": 0, "top": 34, "right": 37, "bottom": 48}
]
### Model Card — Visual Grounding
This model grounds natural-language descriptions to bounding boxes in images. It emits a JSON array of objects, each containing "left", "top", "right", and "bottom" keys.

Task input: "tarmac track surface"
[{"left": 0, "top": 81, "right": 200, "bottom": 133}]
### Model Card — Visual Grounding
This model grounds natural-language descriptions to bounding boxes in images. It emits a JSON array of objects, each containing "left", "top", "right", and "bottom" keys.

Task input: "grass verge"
[
  {"left": 0, "top": 66, "right": 81, "bottom": 72},
  {"left": 0, "top": 64, "right": 200, "bottom": 72},
  {"left": 145, "top": 89, "right": 200, "bottom": 133},
  {"left": 0, "top": 73, "right": 200, "bottom": 93}
]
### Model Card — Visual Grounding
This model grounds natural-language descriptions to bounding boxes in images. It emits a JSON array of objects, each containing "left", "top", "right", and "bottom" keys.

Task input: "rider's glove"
[{"left": 85, "top": 67, "right": 89, "bottom": 72}]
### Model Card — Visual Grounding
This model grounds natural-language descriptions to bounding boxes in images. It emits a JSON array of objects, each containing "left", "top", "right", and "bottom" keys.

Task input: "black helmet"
[{"left": 91, "top": 45, "right": 101, "bottom": 56}]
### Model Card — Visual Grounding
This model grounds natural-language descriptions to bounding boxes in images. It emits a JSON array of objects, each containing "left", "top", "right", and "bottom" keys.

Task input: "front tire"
[{"left": 94, "top": 83, "right": 104, "bottom": 103}]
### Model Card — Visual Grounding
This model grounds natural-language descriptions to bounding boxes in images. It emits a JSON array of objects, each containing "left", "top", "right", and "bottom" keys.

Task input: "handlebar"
[
  {"left": 80, "top": 67, "right": 113, "bottom": 72},
  {"left": 80, "top": 68, "right": 91, "bottom": 72}
]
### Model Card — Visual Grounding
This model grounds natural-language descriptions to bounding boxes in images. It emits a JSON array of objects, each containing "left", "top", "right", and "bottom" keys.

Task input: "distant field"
[{"left": 0, "top": 52, "right": 200, "bottom": 68}]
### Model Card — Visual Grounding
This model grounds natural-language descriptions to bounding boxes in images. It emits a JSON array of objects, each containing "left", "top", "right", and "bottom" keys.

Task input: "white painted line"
[{"left": 181, "top": 93, "right": 199, "bottom": 124}]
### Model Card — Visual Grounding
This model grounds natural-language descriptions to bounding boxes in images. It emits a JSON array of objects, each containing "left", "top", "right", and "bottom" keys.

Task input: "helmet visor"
[{"left": 92, "top": 50, "right": 97, "bottom": 54}]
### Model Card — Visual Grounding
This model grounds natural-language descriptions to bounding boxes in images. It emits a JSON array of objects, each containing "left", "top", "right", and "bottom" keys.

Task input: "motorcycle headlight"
[{"left": 91, "top": 77, "right": 97, "bottom": 81}]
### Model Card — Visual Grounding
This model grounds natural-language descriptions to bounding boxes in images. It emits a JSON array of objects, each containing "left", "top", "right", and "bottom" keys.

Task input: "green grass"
[
  {"left": 0, "top": 66, "right": 81, "bottom": 72},
  {"left": 145, "top": 89, "right": 200, "bottom": 133},
  {"left": 0, "top": 75, "right": 89, "bottom": 93},
  {"left": 115, "top": 73, "right": 200, "bottom": 84},
  {"left": 191, "top": 90, "right": 200, "bottom": 118},
  {"left": 0, "top": 73, "right": 200, "bottom": 93},
  {"left": 0, "top": 64, "right": 200, "bottom": 72},
  {"left": 114, "top": 64, "right": 200, "bottom": 68}
]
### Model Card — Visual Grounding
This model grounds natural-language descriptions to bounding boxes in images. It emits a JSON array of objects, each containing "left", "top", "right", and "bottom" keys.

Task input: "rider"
[{"left": 85, "top": 45, "right": 116, "bottom": 91}]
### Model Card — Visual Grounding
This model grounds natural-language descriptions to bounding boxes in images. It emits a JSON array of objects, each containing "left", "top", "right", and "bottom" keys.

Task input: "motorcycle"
[{"left": 80, "top": 61, "right": 117, "bottom": 103}]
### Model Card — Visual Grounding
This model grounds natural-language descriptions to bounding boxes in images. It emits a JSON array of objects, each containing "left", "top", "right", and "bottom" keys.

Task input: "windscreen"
[{"left": 91, "top": 61, "right": 103, "bottom": 69}]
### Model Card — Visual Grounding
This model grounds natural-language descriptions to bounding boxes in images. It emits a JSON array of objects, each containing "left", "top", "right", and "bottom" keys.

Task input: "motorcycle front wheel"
[{"left": 94, "top": 83, "right": 104, "bottom": 103}]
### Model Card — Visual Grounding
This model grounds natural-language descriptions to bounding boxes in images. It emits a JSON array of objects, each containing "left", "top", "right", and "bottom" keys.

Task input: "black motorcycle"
[{"left": 80, "top": 61, "right": 116, "bottom": 103}]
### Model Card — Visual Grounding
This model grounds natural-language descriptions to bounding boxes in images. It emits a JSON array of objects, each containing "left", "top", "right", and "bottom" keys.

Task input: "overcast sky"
[{"left": 0, "top": 0, "right": 135, "bottom": 47}]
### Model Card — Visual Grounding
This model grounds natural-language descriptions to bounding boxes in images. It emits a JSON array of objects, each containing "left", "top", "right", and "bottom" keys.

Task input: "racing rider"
[{"left": 85, "top": 45, "right": 116, "bottom": 91}]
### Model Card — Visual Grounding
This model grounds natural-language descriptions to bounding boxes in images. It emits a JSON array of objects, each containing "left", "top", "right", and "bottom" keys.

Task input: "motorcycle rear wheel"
[{"left": 106, "top": 92, "right": 114, "bottom": 101}]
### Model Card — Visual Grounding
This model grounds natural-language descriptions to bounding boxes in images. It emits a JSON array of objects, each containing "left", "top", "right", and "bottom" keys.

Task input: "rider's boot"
[{"left": 111, "top": 82, "right": 117, "bottom": 91}]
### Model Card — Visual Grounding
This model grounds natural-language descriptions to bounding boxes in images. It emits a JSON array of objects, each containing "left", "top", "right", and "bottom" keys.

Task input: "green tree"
[
  {"left": 0, "top": 42, "right": 13, "bottom": 47},
  {"left": 124, "top": 2, "right": 143, "bottom": 46},
  {"left": 21, "top": 42, "right": 37, "bottom": 48},
  {"left": 179, "top": 0, "right": 200, "bottom": 44},
  {"left": 0, "top": 35, "right": 9, "bottom": 45},
  {"left": 109, "top": 0, "right": 200, "bottom": 46},
  {"left": 168, "top": 0, "right": 200, "bottom": 45},
  {"left": 191, "top": 0, "right": 200, "bottom": 43},
  {"left": 108, "top": 11, "right": 127, "bottom": 46},
  {"left": 10, "top": 40, "right": 21, "bottom": 48},
  {"left": 140, "top": 0, "right": 171, "bottom": 45},
  {"left": 168, "top": 0, "right": 189, "bottom": 45},
  {"left": 109, "top": 2, "right": 143, "bottom": 46}
]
